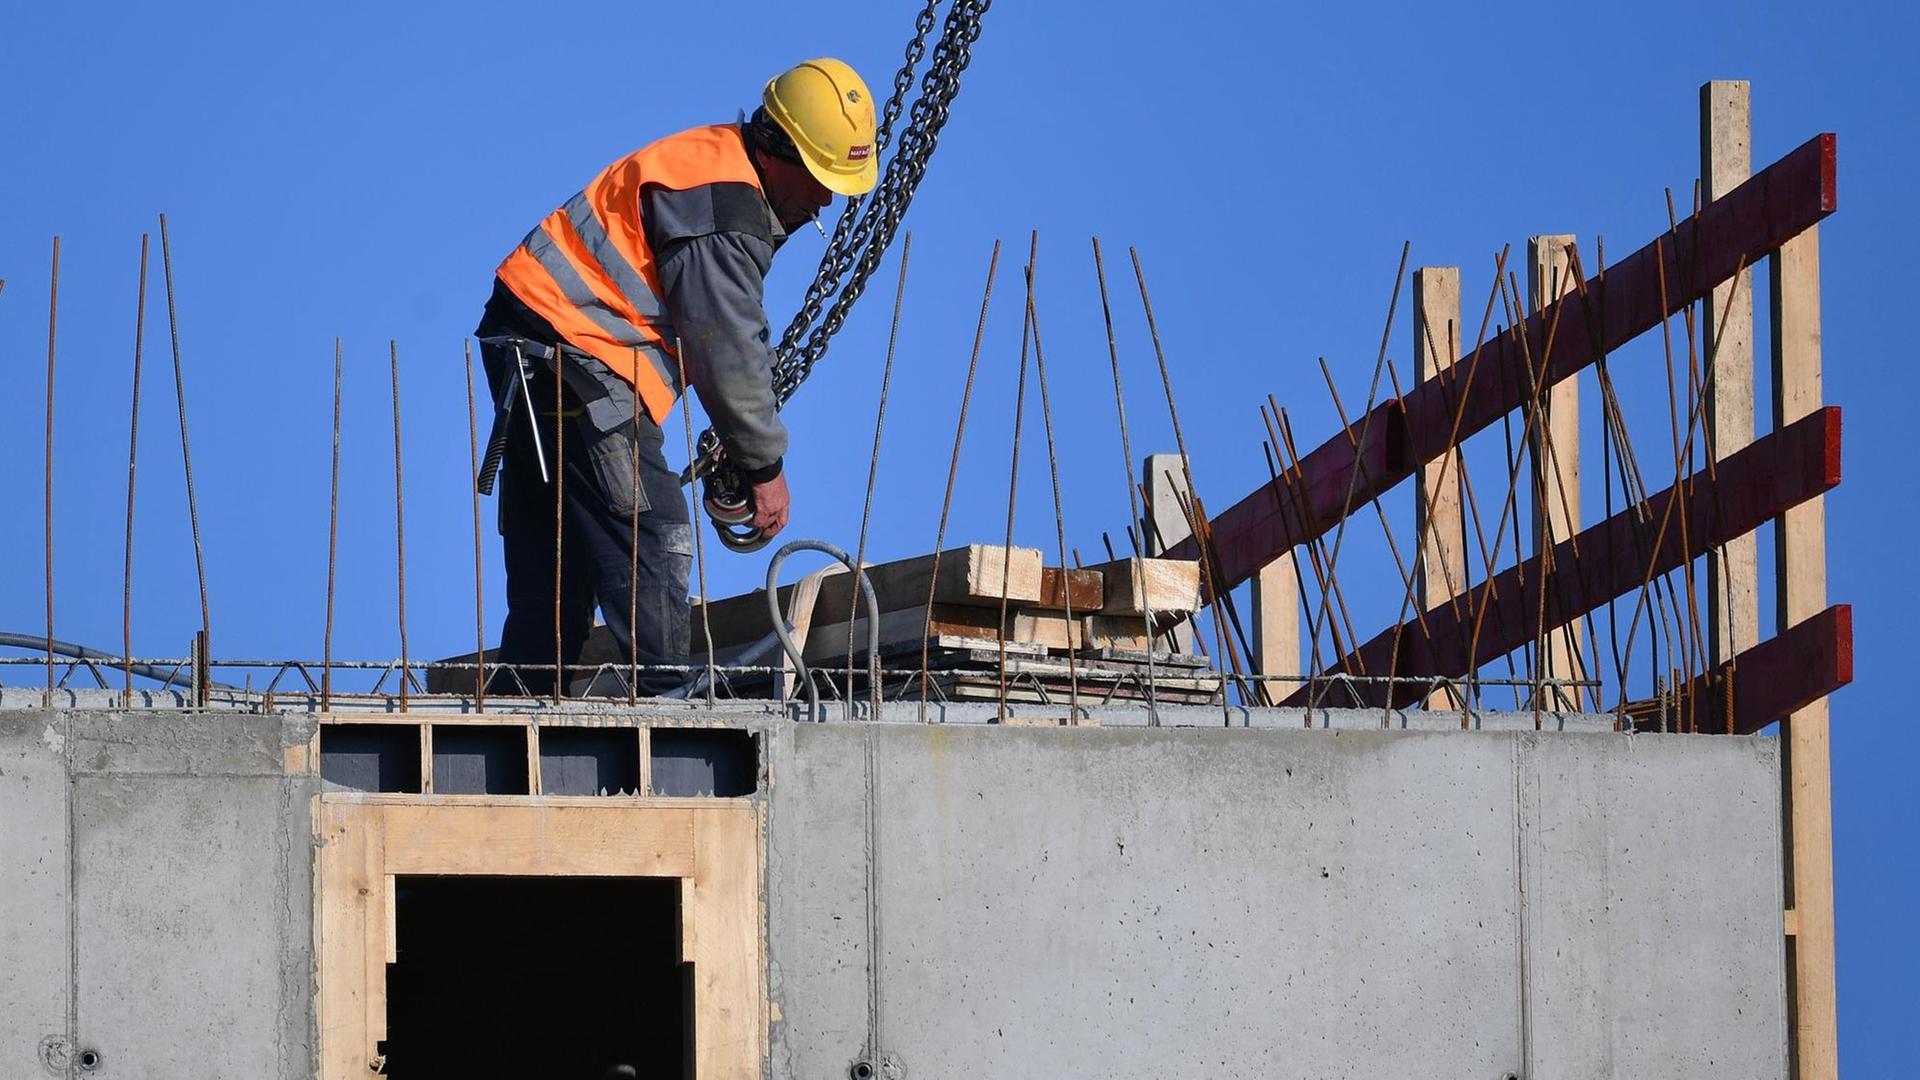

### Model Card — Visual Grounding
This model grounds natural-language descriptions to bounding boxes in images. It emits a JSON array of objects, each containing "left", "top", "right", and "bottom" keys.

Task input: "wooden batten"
[{"left": 1089, "top": 556, "right": 1202, "bottom": 617}]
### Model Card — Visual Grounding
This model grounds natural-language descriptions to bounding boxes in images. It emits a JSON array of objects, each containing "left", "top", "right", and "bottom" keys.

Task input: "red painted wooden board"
[
  {"left": 1280, "top": 405, "right": 1842, "bottom": 709},
  {"left": 1634, "top": 604, "right": 1853, "bottom": 734},
  {"left": 1177, "top": 133, "right": 1838, "bottom": 596}
]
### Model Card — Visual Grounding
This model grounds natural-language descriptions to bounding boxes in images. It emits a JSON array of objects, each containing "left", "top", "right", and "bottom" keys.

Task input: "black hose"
[{"left": 0, "top": 631, "right": 238, "bottom": 690}]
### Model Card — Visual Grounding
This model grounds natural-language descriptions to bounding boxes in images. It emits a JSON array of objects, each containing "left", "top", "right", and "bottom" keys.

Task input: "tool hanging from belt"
[{"left": 475, "top": 337, "right": 552, "bottom": 495}]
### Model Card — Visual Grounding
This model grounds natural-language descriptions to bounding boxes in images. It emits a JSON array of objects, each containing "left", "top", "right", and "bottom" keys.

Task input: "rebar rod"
[
  {"left": 1091, "top": 237, "right": 1159, "bottom": 720},
  {"left": 996, "top": 233, "right": 1037, "bottom": 724},
  {"left": 464, "top": 340, "right": 486, "bottom": 711},
  {"left": 920, "top": 240, "right": 999, "bottom": 721},
  {"left": 44, "top": 237, "right": 59, "bottom": 697},
  {"left": 390, "top": 342, "right": 411, "bottom": 712},
  {"left": 630, "top": 348, "right": 644, "bottom": 706},
  {"left": 851, "top": 233, "right": 912, "bottom": 705},
  {"left": 157, "top": 215, "right": 211, "bottom": 651},
  {"left": 123, "top": 235, "right": 149, "bottom": 704},
  {"left": 1024, "top": 260, "right": 1080, "bottom": 719},
  {"left": 553, "top": 342, "right": 565, "bottom": 705},
  {"left": 324, "top": 341, "right": 341, "bottom": 710},
  {"left": 676, "top": 350, "right": 719, "bottom": 709}
]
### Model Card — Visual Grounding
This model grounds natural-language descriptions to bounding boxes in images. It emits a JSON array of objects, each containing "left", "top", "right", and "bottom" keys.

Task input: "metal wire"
[
  {"left": 157, "top": 215, "right": 212, "bottom": 650},
  {"left": 850, "top": 233, "right": 912, "bottom": 701},
  {"left": 44, "top": 236, "right": 59, "bottom": 697},
  {"left": 122, "top": 234, "right": 149, "bottom": 703},
  {"left": 390, "top": 341, "right": 411, "bottom": 712}
]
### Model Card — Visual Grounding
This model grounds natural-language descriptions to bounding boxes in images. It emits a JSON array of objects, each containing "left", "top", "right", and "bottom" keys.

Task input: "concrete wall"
[
  {"left": 766, "top": 723, "right": 1788, "bottom": 1080},
  {"left": 0, "top": 712, "right": 318, "bottom": 1079},
  {"left": 1, "top": 707, "right": 1787, "bottom": 1079}
]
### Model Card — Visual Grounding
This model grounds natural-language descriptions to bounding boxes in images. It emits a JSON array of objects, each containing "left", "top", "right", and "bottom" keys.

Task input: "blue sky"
[{"left": 2, "top": 0, "right": 1913, "bottom": 1068}]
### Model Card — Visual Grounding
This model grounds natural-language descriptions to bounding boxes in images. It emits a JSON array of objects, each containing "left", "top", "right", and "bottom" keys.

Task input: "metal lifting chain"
[{"left": 686, "top": 0, "right": 992, "bottom": 488}]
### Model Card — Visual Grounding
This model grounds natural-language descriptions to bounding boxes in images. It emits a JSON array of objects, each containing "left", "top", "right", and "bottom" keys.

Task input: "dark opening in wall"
[
  {"left": 650, "top": 728, "right": 758, "bottom": 797},
  {"left": 431, "top": 725, "right": 528, "bottom": 795},
  {"left": 540, "top": 727, "right": 642, "bottom": 796},
  {"left": 319, "top": 724, "right": 420, "bottom": 793},
  {"left": 383, "top": 875, "right": 687, "bottom": 1079}
]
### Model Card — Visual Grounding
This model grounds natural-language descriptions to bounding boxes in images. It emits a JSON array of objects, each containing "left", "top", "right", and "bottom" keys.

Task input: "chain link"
[{"left": 689, "top": 0, "right": 992, "bottom": 480}]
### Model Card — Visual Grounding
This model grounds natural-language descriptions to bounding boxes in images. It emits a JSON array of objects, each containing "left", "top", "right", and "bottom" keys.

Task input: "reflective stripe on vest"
[{"left": 495, "top": 124, "right": 764, "bottom": 423}]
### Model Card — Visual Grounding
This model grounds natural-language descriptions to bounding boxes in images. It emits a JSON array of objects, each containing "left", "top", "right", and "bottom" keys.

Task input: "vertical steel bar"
[
  {"left": 464, "top": 340, "right": 486, "bottom": 710},
  {"left": 630, "top": 347, "right": 643, "bottom": 705},
  {"left": 1091, "top": 237, "right": 1159, "bottom": 720},
  {"left": 921, "top": 240, "right": 1000, "bottom": 721},
  {"left": 390, "top": 342, "right": 410, "bottom": 712},
  {"left": 852, "top": 233, "right": 911, "bottom": 714},
  {"left": 157, "top": 215, "right": 212, "bottom": 668},
  {"left": 123, "top": 235, "right": 149, "bottom": 703},
  {"left": 44, "top": 237, "right": 60, "bottom": 698},
  {"left": 996, "top": 233, "right": 1038, "bottom": 724},
  {"left": 675, "top": 350, "right": 718, "bottom": 709},
  {"left": 553, "top": 342, "right": 565, "bottom": 704},
  {"left": 1024, "top": 260, "right": 1080, "bottom": 719},
  {"left": 323, "top": 340, "right": 341, "bottom": 710}
]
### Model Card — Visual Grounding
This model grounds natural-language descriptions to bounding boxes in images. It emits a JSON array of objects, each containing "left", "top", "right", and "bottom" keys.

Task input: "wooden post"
[
  {"left": 1143, "top": 452, "right": 1199, "bottom": 654},
  {"left": 1772, "top": 223, "right": 1837, "bottom": 1080},
  {"left": 1250, "top": 557, "right": 1299, "bottom": 703},
  {"left": 1528, "top": 235, "right": 1585, "bottom": 709},
  {"left": 1413, "top": 267, "right": 1466, "bottom": 708},
  {"left": 1704, "top": 79, "right": 1760, "bottom": 667}
]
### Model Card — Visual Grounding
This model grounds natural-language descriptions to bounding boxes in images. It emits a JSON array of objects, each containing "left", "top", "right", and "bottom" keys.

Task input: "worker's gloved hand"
[{"left": 750, "top": 473, "right": 791, "bottom": 538}]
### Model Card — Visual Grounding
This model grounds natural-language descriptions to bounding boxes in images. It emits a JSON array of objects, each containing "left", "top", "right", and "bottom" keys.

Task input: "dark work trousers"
[{"left": 479, "top": 339, "right": 692, "bottom": 697}]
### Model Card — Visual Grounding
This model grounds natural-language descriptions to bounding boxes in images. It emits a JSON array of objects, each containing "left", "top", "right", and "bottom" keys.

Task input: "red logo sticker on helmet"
[{"left": 847, "top": 144, "right": 871, "bottom": 161}]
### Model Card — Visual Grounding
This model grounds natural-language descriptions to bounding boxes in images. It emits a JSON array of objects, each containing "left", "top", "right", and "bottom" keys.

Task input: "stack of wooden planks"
[
  {"left": 428, "top": 543, "right": 1215, "bottom": 703},
  {"left": 690, "top": 544, "right": 1216, "bottom": 704}
]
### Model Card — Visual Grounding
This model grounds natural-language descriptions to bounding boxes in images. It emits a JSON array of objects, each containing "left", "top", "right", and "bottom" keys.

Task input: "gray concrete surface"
[
  {"left": 766, "top": 723, "right": 1788, "bottom": 1080},
  {"left": 0, "top": 712, "right": 318, "bottom": 1079},
  {"left": 2, "top": 705, "right": 1786, "bottom": 1079}
]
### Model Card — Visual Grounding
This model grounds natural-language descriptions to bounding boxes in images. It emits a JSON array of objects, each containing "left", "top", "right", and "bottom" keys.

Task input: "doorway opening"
[{"left": 382, "top": 876, "right": 687, "bottom": 1079}]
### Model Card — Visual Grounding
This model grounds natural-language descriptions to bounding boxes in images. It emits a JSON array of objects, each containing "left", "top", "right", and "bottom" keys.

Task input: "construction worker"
[{"left": 475, "top": 59, "right": 879, "bottom": 696}]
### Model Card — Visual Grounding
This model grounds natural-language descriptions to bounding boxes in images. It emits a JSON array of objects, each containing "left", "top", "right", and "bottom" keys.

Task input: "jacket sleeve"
[{"left": 656, "top": 231, "right": 789, "bottom": 480}]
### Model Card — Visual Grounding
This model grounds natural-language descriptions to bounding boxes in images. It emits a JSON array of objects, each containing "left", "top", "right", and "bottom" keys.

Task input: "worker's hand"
[{"left": 750, "top": 473, "right": 791, "bottom": 539}]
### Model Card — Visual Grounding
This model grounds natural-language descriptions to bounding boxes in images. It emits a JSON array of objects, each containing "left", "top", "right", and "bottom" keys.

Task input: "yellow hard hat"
[{"left": 762, "top": 58, "right": 879, "bottom": 197}]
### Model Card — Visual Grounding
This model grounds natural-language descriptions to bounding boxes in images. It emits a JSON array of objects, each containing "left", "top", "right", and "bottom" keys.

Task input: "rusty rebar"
[
  {"left": 123, "top": 234, "right": 150, "bottom": 703},
  {"left": 464, "top": 339, "right": 486, "bottom": 710},
  {"left": 920, "top": 240, "right": 1000, "bottom": 721},
  {"left": 675, "top": 349, "right": 718, "bottom": 709},
  {"left": 852, "top": 233, "right": 912, "bottom": 708},
  {"left": 630, "top": 348, "right": 643, "bottom": 706},
  {"left": 1129, "top": 247, "right": 1235, "bottom": 720},
  {"left": 390, "top": 342, "right": 411, "bottom": 712},
  {"left": 553, "top": 342, "right": 565, "bottom": 705},
  {"left": 996, "top": 233, "right": 1038, "bottom": 724},
  {"left": 1025, "top": 260, "right": 1081, "bottom": 719},
  {"left": 1092, "top": 236, "right": 1159, "bottom": 719},
  {"left": 157, "top": 215, "right": 211, "bottom": 651},
  {"left": 45, "top": 237, "right": 59, "bottom": 697},
  {"left": 323, "top": 340, "right": 341, "bottom": 709}
]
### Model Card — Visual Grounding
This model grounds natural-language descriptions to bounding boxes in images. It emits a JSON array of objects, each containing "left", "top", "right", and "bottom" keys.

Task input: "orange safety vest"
[{"left": 495, "top": 124, "right": 764, "bottom": 423}]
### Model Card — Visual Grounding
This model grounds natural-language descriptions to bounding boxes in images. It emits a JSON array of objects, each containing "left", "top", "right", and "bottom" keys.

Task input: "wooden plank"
[
  {"left": 1633, "top": 604, "right": 1851, "bottom": 734},
  {"left": 1772, "top": 218, "right": 1837, "bottom": 1080},
  {"left": 316, "top": 799, "right": 385, "bottom": 1079},
  {"left": 688, "top": 805, "right": 763, "bottom": 1080},
  {"left": 373, "top": 802, "right": 697, "bottom": 878},
  {"left": 692, "top": 544, "right": 1046, "bottom": 649},
  {"left": 1177, "top": 133, "right": 1838, "bottom": 594},
  {"left": 1414, "top": 265, "right": 1465, "bottom": 709},
  {"left": 1089, "top": 556, "right": 1202, "bottom": 616},
  {"left": 1282, "top": 406, "right": 1841, "bottom": 708},
  {"left": 1529, "top": 235, "right": 1586, "bottom": 709},
  {"left": 738, "top": 603, "right": 1153, "bottom": 667},
  {"left": 1143, "top": 452, "right": 1200, "bottom": 652},
  {"left": 1704, "top": 80, "right": 1761, "bottom": 668},
  {"left": 1039, "top": 566, "right": 1104, "bottom": 612},
  {"left": 1251, "top": 557, "right": 1299, "bottom": 702}
]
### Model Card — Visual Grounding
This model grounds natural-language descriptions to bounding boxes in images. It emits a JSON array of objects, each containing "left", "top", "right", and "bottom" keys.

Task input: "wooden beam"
[
  {"left": 1039, "top": 566, "right": 1105, "bottom": 612},
  {"left": 1175, "top": 132, "right": 1838, "bottom": 595},
  {"left": 1704, "top": 80, "right": 1761, "bottom": 668},
  {"left": 1772, "top": 216, "right": 1837, "bottom": 1080},
  {"left": 1251, "top": 558, "right": 1299, "bottom": 702},
  {"left": 1632, "top": 604, "right": 1851, "bottom": 734},
  {"left": 1143, "top": 453, "right": 1200, "bottom": 652},
  {"left": 1281, "top": 406, "right": 1842, "bottom": 709},
  {"left": 1413, "top": 266, "right": 1465, "bottom": 709},
  {"left": 1529, "top": 235, "right": 1586, "bottom": 709},
  {"left": 1089, "top": 556, "right": 1202, "bottom": 617}
]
